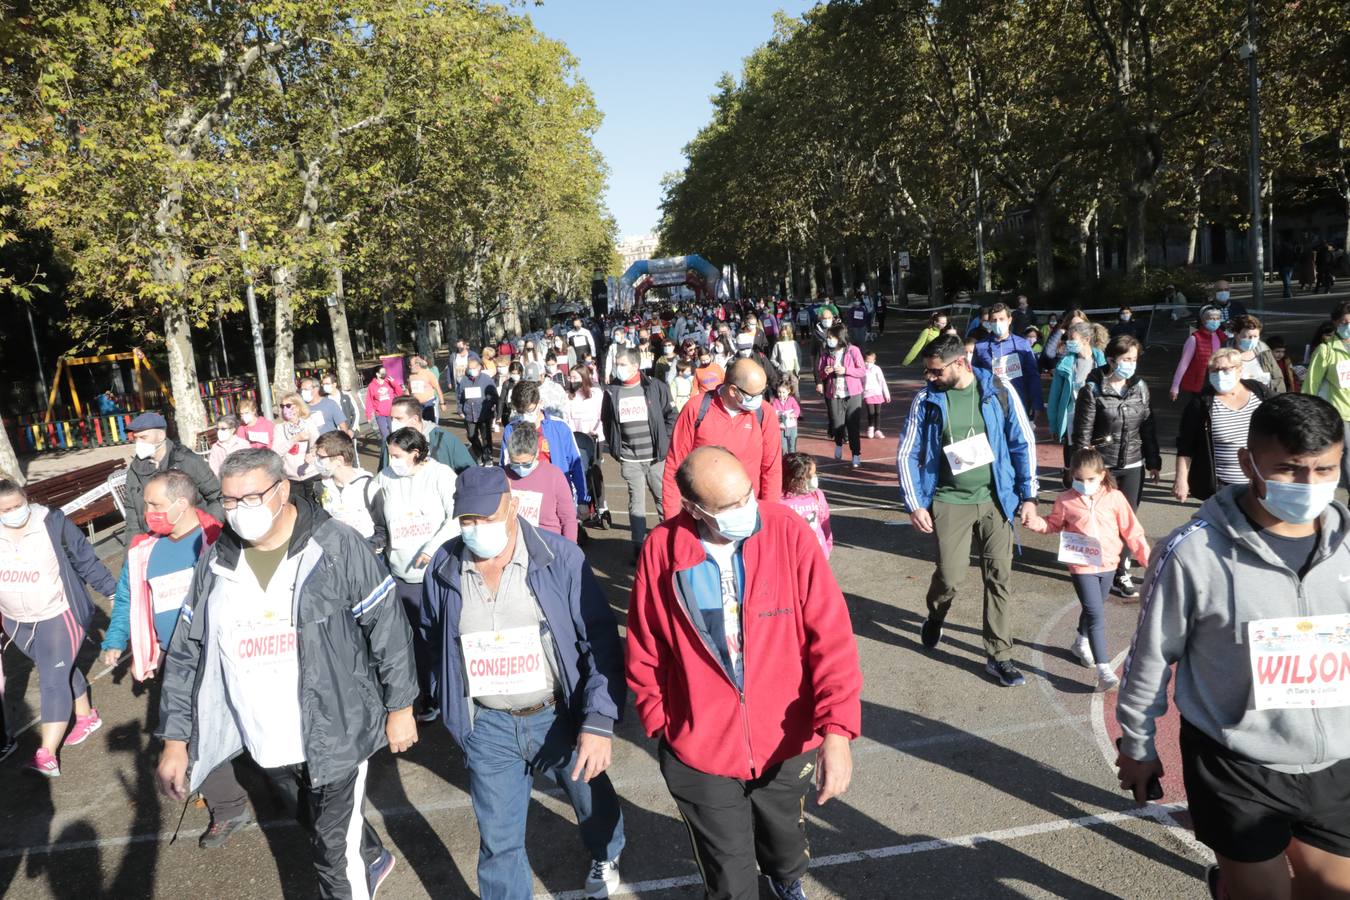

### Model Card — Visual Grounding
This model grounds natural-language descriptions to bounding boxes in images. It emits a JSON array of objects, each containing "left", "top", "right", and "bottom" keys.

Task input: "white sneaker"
[
  {"left": 867, "top": 427, "right": 875, "bottom": 438},
  {"left": 1095, "top": 664, "right": 1120, "bottom": 692},
  {"left": 851, "top": 455, "right": 861, "bottom": 469},
  {"left": 875, "top": 430, "right": 885, "bottom": 439},
  {"left": 1071, "top": 634, "right": 1095, "bottom": 668},
  {"left": 584, "top": 856, "right": 621, "bottom": 898},
  {"left": 833, "top": 446, "right": 843, "bottom": 461}
]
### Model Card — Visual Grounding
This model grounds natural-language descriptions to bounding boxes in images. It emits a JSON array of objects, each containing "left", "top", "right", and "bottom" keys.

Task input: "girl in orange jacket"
[{"left": 1026, "top": 448, "right": 1151, "bottom": 691}]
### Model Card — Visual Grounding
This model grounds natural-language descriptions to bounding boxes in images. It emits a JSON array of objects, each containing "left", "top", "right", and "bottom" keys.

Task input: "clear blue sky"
[{"left": 527, "top": 0, "right": 817, "bottom": 239}]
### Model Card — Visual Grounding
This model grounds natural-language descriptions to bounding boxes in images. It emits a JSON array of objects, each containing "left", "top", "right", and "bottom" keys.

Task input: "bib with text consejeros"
[
  {"left": 992, "top": 352, "right": 1023, "bottom": 382},
  {"left": 942, "top": 432, "right": 995, "bottom": 475},
  {"left": 149, "top": 569, "right": 195, "bottom": 615},
  {"left": 1248, "top": 614, "right": 1350, "bottom": 710},
  {"left": 461, "top": 625, "right": 548, "bottom": 698},
  {"left": 1057, "top": 531, "right": 1104, "bottom": 567}
]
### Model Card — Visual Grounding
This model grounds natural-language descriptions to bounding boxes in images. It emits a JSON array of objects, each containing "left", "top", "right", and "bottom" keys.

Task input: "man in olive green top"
[{"left": 897, "top": 334, "right": 1040, "bottom": 687}]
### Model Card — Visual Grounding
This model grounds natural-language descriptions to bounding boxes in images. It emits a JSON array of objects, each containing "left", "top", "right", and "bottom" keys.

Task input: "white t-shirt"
[{"left": 214, "top": 550, "right": 306, "bottom": 768}]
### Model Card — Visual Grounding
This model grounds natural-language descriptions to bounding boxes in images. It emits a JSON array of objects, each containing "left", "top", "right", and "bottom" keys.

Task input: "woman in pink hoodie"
[
  {"left": 1026, "top": 448, "right": 1151, "bottom": 692},
  {"left": 816, "top": 322, "right": 869, "bottom": 468}
]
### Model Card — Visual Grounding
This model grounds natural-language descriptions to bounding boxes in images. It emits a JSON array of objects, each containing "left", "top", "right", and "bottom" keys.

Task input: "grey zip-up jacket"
[
  {"left": 1118, "top": 486, "right": 1350, "bottom": 773},
  {"left": 157, "top": 497, "right": 418, "bottom": 790}
]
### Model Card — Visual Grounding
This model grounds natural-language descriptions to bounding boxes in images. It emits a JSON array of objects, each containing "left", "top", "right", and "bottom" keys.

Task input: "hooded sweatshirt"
[
  {"left": 377, "top": 459, "right": 460, "bottom": 583},
  {"left": 1117, "top": 486, "right": 1350, "bottom": 773}
]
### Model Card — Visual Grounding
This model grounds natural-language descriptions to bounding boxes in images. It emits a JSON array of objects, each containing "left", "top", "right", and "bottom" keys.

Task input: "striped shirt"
[
  {"left": 1211, "top": 393, "right": 1260, "bottom": 485},
  {"left": 616, "top": 383, "right": 655, "bottom": 461}
]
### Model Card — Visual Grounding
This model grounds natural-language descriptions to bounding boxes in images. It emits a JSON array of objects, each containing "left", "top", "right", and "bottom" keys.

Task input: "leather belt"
[{"left": 476, "top": 696, "right": 558, "bottom": 717}]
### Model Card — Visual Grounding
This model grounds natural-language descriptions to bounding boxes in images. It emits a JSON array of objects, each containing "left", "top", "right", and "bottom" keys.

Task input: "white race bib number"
[
  {"left": 1336, "top": 360, "right": 1350, "bottom": 390},
  {"left": 461, "top": 625, "right": 548, "bottom": 698},
  {"left": 410, "top": 379, "right": 427, "bottom": 393},
  {"left": 1248, "top": 614, "right": 1350, "bottom": 710},
  {"left": 149, "top": 569, "right": 195, "bottom": 615},
  {"left": 225, "top": 618, "right": 298, "bottom": 676},
  {"left": 247, "top": 430, "right": 269, "bottom": 445},
  {"left": 391, "top": 512, "right": 436, "bottom": 548},
  {"left": 618, "top": 395, "right": 648, "bottom": 424},
  {"left": 992, "top": 353, "right": 1023, "bottom": 382},
  {"left": 511, "top": 489, "right": 543, "bottom": 527},
  {"left": 779, "top": 411, "right": 798, "bottom": 429},
  {"left": 307, "top": 412, "right": 325, "bottom": 431},
  {"left": 463, "top": 386, "right": 483, "bottom": 401},
  {"left": 1057, "top": 532, "right": 1104, "bottom": 567},
  {"left": 942, "top": 432, "right": 995, "bottom": 475}
]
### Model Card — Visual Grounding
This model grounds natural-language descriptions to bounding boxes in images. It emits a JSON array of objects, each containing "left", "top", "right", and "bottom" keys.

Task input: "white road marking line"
[{"left": 538, "top": 803, "right": 1196, "bottom": 899}]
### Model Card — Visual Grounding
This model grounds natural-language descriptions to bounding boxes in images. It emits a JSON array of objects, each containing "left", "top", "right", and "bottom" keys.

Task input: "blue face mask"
[
  {"left": 1215, "top": 290, "right": 1230, "bottom": 303},
  {"left": 1209, "top": 370, "right": 1238, "bottom": 393},
  {"left": 509, "top": 460, "right": 538, "bottom": 477},
  {"left": 699, "top": 493, "right": 759, "bottom": 541},
  {"left": 1237, "top": 338, "right": 1257, "bottom": 352},
  {"left": 1113, "top": 360, "right": 1137, "bottom": 379},
  {"left": 1338, "top": 323, "right": 1350, "bottom": 341},
  {"left": 1256, "top": 475, "right": 1338, "bottom": 525},
  {"left": 1203, "top": 319, "right": 1221, "bottom": 332},
  {"left": 1064, "top": 340, "right": 1082, "bottom": 355},
  {"left": 737, "top": 390, "right": 763, "bottom": 412},
  {"left": 992, "top": 320, "right": 1009, "bottom": 337}
]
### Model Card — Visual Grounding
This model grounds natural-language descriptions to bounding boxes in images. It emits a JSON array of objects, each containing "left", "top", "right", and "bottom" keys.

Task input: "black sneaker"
[
  {"left": 1113, "top": 573, "right": 1140, "bottom": 599},
  {"left": 920, "top": 617, "right": 944, "bottom": 649},
  {"left": 985, "top": 658, "right": 1026, "bottom": 687},
  {"left": 768, "top": 877, "right": 808, "bottom": 900},
  {"left": 368, "top": 849, "right": 396, "bottom": 899},
  {"left": 1205, "top": 864, "right": 1223, "bottom": 900},
  {"left": 198, "top": 813, "right": 251, "bottom": 849},
  {"left": 0, "top": 737, "right": 16, "bottom": 763}
]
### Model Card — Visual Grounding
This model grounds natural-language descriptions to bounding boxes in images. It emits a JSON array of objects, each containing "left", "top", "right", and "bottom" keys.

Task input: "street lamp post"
[{"left": 1243, "top": 0, "right": 1264, "bottom": 312}]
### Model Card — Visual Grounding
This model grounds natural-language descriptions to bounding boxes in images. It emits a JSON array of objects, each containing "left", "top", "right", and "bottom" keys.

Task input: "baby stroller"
[{"left": 572, "top": 432, "right": 611, "bottom": 540}]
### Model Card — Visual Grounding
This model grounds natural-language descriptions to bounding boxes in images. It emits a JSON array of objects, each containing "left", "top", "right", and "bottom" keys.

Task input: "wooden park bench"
[{"left": 24, "top": 458, "right": 128, "bottom": 539}]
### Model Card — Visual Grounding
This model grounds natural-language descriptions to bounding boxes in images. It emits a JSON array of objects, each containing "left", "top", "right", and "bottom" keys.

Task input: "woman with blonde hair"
[{"left": 271, "top": 391, "right": 323, "bottom": 492}]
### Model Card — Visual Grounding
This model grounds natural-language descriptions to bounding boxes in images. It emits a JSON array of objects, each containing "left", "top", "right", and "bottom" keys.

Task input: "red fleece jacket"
[
  {"left": 627, "top": 502, "right": 862, "bottom": 779},
  {"left": 661, "top": 392, "right": 783, "bottom": 521}
]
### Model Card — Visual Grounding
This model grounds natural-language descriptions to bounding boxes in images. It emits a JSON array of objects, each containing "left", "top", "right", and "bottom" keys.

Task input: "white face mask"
[
  {"left": 0, "top": 504, "right": 31, "bottom": 529},
  {"left": 807, "top": 476, "right": 819, "bottom": 491},
  {"left": 217, "top": 427, "right": 232, "bottom": 442},
  {"left": 241, "top": 413, "right": 256, "bottom": 425},
  {"left": 322, "top": 383, "right": 337, "bottom": 394},
  {"left": 1072, "top": 477, "right": 1102, "bottom": 497},
  {"left": 134, "top": 439, "right": 161, "bottom": 460},
  {"left": 462, "top": 519, "right": 510, "bottom": 558},
  {"left": 389, "top": 457, "right": 412, "bottom": 478},
  {"left": 316, "top": 457, "right": 334, "bottom": 476},
  {"left": 227, "top": 501, "right": 279, "bottom": 543},
  {"left": 300, "top": 389, "right": 314, "bottom": 403}
]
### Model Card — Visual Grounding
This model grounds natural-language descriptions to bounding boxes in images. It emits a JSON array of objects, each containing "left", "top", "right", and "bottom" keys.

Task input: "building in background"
[{"left": 618, "top": 233, "right": 660, "bottom": 272}]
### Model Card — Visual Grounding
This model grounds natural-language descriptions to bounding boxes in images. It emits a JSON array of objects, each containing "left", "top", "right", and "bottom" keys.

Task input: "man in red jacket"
[
  {"left": 661, "top": 358, "right": 782, "bottom": 521},
  {"left": 629, "top": 446, "right": 862, "bottom": 900}
]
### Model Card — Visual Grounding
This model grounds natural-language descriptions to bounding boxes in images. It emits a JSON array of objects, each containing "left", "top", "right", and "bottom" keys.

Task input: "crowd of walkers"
[{"left": 2, "top": 281, "right": 1350, "bottom": 899}]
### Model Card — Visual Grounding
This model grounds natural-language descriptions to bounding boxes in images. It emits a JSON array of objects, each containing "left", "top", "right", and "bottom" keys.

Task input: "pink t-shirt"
[{"left": 780, "top": 490, "right": 832, "bottom": 558}]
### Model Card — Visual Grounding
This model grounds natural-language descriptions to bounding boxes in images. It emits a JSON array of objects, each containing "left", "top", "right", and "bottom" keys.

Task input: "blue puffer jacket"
[
  {"left": 895, "top": 368, "right": 1039, "bottom": 527},
  {"left": 1047, "top": 348, "right": 1107, "bottom": 442},
  {"left": 418, "top": 518, "right": 624, "bottom": 748}
]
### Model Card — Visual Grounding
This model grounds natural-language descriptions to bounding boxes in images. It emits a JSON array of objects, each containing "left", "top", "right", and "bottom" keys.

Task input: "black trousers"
[
  {"left": 659, "top": 741, "right": 814, "bottom": 900},
  {"left": 1110, "top": 464, "right": 1145, "bottom": 574},
  {"left": 465, "top": 418, "right": 494, "bottom": 461},
  {"left": 266, "top": 760, "right": 383, "bottom": 900},
  {"left": 827, "top": 394, "right": 863, "bottom": 455}
]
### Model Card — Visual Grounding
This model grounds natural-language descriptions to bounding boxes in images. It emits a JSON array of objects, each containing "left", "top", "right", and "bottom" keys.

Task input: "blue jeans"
[
  {"left": 1071, "top": 572, "right": 1113, "bottom": 663},
  {"left": 465, "top": 704, "right": 625, "bottom": 900},
  {"left": 781, "top": 427, "right": 798, "bottom": 454}
]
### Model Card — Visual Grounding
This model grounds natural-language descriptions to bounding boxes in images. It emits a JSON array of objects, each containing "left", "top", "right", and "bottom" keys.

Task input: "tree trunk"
[
  {"left": 1186, "top": 178, "right": 1203, "bottom": 266},
  {"left": 325, "top": 254, "right": 360, "bottom": 392},
  {"left": 1033, "top": 202, "right": 1056, "bottom": 295},
  {"left": 0, "top": 407, "right": 23, "bottom": 484},
  {"left": 806, "top": 257, "right": 817, "bottom": 298},
  {"left": 1124, "top": 189, "right": 1148, "bottom": 275},
  {"left": 162, "top": 302, "right": 207, "bottom": 446},
  {"left": 271, "top": 265, "right": 297, "bottom": 396},
  {"left": 928, "top": 240, "right": 945, "bottom": 305},
  {"left": 382, "top": 303, "right": 399, "bottom": 352}
]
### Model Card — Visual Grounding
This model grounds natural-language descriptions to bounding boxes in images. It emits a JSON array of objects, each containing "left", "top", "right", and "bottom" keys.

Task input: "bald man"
[
  {"left": 629, "top": 446, "right": 862, "bottom": 900},
  {"left": 661, "top": 359, "right": 782, "bottom": 521}
]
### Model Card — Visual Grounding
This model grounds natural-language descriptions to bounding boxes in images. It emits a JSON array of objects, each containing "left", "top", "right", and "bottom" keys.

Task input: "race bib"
[
  {"left": 246, "top": 430, "right": 270, "bottom": 445},
  {"left": 148, "top": 568, "right": 195, "bottom": 615},
  {"left": 511, "top": 489, "right": 543, "bottom": 527},
  {"left": 225, "top": 618, "right": 298, "bottom": 677},
  {"left": 461, "top": 625, "right": 549, "bottom": 698},
  {"left": 618, "top": 395, "right": 648, "bottom": 424},
  {"left": 463, "top": 386, "right": 483, "bottom": 400},
  {"left": 1248, "top": 614, "right": 1350, "bottom": 710},
  {"left": 307, "top": 412, "right": 325, "bottom": 431},
  {"left": 391, "top": 511, "right": 436, "bottom": 548},
  {"left": 1057, "top": 532, "right": 1104, "bottom": 567},
  {"left": 1336, "top": 360, "right": 1350, "bottom": 390},
  {"left": 942, "top": 432, "right": 995, "bottom": 475},
  {"left": 992, "top": 353, "right": 1023, "bottom": 382},
  {"left": 852, "top": 309, "right": 866, "bottom": 322},
  {"left": 410, "top": 379, "right": 427, "bottom": 393},
  {"left": 779, "top": 411, "right": 798, "bottom": 429},
  {"left": 571, "top": 334, "right": 588, "bottom": 347}
]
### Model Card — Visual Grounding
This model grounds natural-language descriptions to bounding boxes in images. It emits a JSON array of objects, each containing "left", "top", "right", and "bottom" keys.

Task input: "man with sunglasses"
[
  {"left": 897, "top": 334, "right": 1039, "bottom": 688},
  {"left": 156, "top": 448, "right": 418, "bottom": 899},
  {"left": 661, "top": 358, "right": 782, "bottom": 521}
]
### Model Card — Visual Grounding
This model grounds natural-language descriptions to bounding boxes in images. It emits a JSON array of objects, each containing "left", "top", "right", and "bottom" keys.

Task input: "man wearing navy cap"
[
  {"left": 124, "top": 411, "right": 223, "bottom": 542},
  {"left": 418, "top": 466, "right": 626, "bottom": 899}
]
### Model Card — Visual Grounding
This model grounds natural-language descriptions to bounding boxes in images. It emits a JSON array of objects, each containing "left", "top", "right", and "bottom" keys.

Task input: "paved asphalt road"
[{"left": 2, "top": 284, "right": 1346, "bottom": 899}]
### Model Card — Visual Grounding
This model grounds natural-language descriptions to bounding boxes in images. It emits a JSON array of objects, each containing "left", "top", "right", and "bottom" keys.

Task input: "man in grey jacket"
[
  {"left": 155, "top": 448, "right": 419, "bottom": 900},
  {"left": 1116, "top": 393, "right": 1350, "bottom": 900}
]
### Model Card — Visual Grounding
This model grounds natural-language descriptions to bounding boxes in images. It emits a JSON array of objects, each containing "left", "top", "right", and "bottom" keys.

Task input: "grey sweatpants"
[{"left": 620, "top": 458, "right": 665, "bottom": 547}]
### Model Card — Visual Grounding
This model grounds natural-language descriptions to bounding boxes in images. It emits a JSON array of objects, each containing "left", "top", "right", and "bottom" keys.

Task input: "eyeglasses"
[
  {"left": 695, "top": 487, "right": 753, "bottom": 517},
  {"left": 281, "top": 403, "right": 296, "bottom": 409},
  {"left": 923, "top": 359, "right": 959, "bottom": 378},
  {"left": 221, "top": 480, "right": 282, "bottom": 511}
]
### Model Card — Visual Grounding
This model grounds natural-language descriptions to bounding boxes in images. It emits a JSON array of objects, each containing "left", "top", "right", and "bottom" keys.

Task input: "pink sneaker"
[
  {"left": 64, "top": 709, "right": 103, "bottom": 747},
  {"left": 25, "top": 748, "right": 60, "bottom": 778}
]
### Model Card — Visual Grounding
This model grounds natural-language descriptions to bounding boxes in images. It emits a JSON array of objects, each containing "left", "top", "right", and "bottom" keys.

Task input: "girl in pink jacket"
[
  {"left": 779, "top": 452, "right": 832, "bottom": 558},
  {"left": 1026, "top": 448, "right": 1151, "bottom": 692},
  {"left": 861, "top": 349, "right": 892, "bottom": 439}
]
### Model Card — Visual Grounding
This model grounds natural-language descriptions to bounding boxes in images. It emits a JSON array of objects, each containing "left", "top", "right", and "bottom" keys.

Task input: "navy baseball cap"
[
  {"left": 454, "top": 466, "right": 510, "bottom": 519},
  {"left": 128, "top": 411, "right": 167, "bottom": 431}
]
